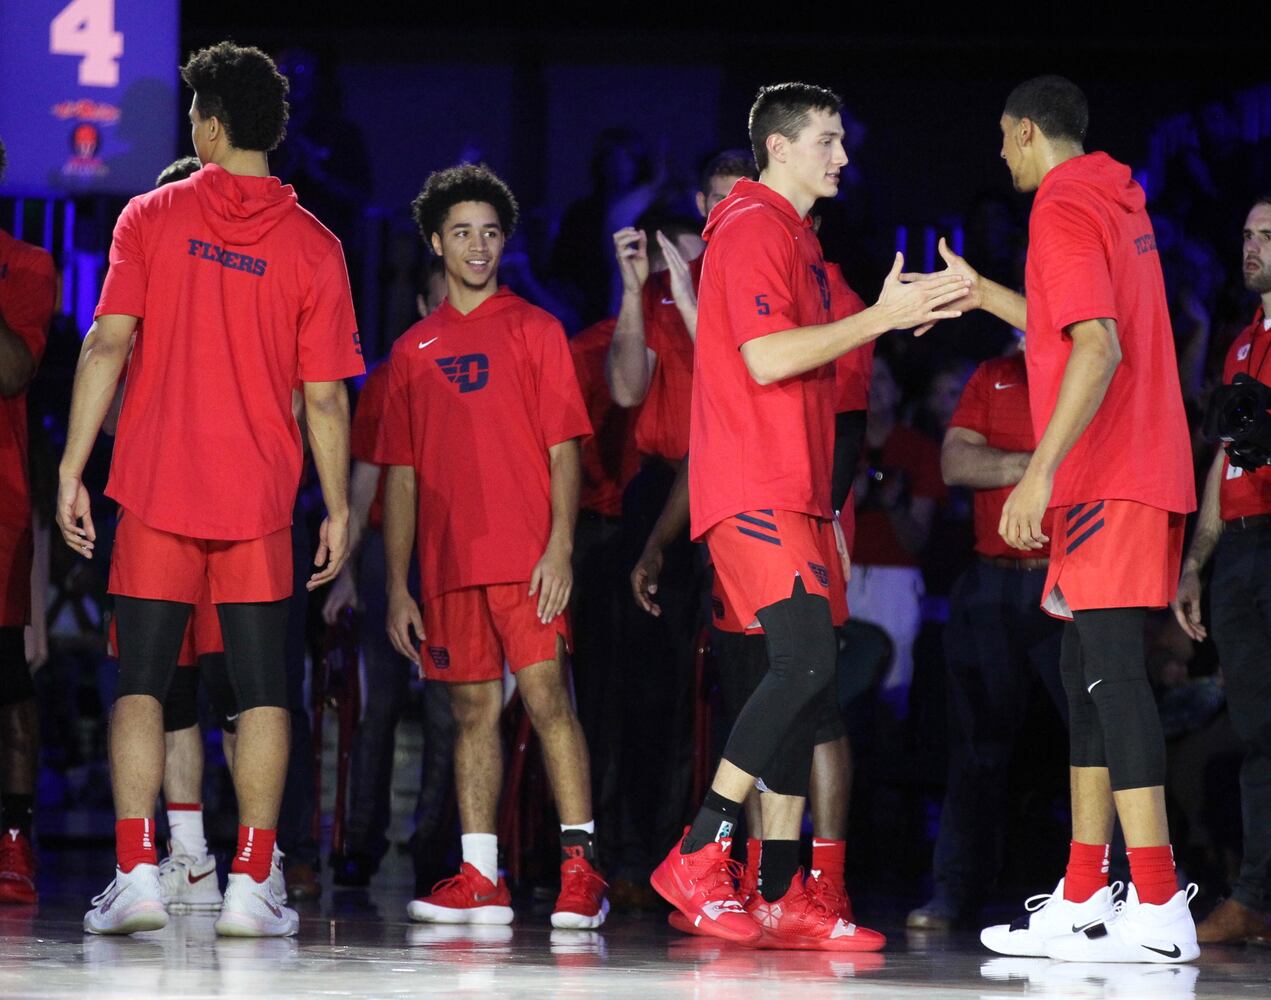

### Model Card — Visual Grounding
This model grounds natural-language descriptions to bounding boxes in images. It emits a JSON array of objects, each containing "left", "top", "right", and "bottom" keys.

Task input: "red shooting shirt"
[
  {"left": 0, "top": 230, "right": 55, "bottom": 530},
  {"left": 949, "top": 353, "right": 1055, "bottom": 558},
  {"left": 853, "top": 424, "right": 946, "bottom": 567},
  {"left": 827, "top": 262, "right": 873, "bottom": 412},
  {"left": 96, "top": 164, "right": 363, "bottom": 539},
  {"left": 350, "top": 361, "right": 391, "bottom": 531},
  {"left": 373, "top": 288, "right": 592, "bottom": 600},
  {"left": 571, "top": 318, "right": 640, "bottom": 517},
  {"left": 1219, "top": 307, "right": 1271, "bottom": 520},
  {"left": 634, "top": 256, "right": 704, "bottom": 461},
  {"left": 1024, "top": 152, "right": 1194, "bottom": 515},
  {"left": 689, "top": 179, "right": 837, "bottom": 538}
]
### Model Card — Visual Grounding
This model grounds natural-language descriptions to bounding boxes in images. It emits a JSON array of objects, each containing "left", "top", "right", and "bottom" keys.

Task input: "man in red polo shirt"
[
  {"left": 56, "top": 42, "right": 363, "bottom": 937},
  {"left": 922, "top": 76, "right": 1198, "bottom": 963},
  {"left": 378, "top": 164, "right": 605, "bottom": 929},
  {"left": 649, "top": 81, "right": 969, "bottom": 948},
  {"left": 1172, "top": 195, "right": 1271, "bottom": 945},
  {"left": 0, "top": 134, "right": 57, "bottom": 906}
]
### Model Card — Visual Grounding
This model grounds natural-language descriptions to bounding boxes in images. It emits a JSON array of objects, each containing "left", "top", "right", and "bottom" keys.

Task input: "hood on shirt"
[
  {"left": 701, "top": 177, "right": 809, "bottom": 244},
  {"left": 1041, "top": 151, "right": 1145, "bottom": 215},
  {"left": 191, "top": 162, "right": 298, "bottom": 245}
]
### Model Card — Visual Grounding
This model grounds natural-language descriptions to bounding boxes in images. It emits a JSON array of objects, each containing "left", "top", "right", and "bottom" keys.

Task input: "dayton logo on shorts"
[
  {"left": 436, "top": 354, "right": 490, "bottom": 393},
  {"left": 428, "top": 647, "right": 451, "bottom": 669},
  {"left": 807, "top": 561, "right": 830, "bottom": 587},
  {"left": 809, "top": 263, "right": 831, "bottom": 311}
]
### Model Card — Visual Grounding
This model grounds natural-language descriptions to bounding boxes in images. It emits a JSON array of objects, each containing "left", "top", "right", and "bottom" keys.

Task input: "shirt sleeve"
[
  {"left": 0, "top": 247, "right": 55, "bottom": 365},
  {"left": 1030, "top": 193, "right": 1118, "bottom": 333},
  {"left": 718, "top": 216, "right": 801, "bottom": 349},
  {"left": 297, "top": 241, "right": 366, "bottom": 382},
  {"left": 534, "top": 317, "right": 593, "bottom": 447},
  {"left": 369, "top": 347, "right": 414, "bottom": 467},
  {"left": 350, "top": 363, "right": 389, "bottom": 463},
  {"left": 948, "top": 363, "right": 990, "bottom": 435},
  {"left": 95, "top": 198, "right": 148, "bottom": 320}
]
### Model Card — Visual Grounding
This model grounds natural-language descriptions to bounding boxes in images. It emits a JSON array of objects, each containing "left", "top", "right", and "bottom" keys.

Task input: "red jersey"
[
  {"left": 373, "top": 288, "right": 592, "bottom": 600},
  {"left": 853, "top": 424, "right": 946, "bottom": 567},
  {"left": 949, "top": 354, "right": 1055, "bottom": 559},
  {"left": 350, "top": 362, "right": 391, "bottom": 531},
  {"left": 827, "top": 262, "right": 873, "bottom": 412},
  {"left": 689, "top": 179, "right": 837, "bottom": 538},
  {"left": 570, "top": 318, "right": 640, "bottom": 517},
  {"left": 634, "top": 256, "right": 704, "bottom": 461},
  {"left": 1219, "top": 307, "right": 1271, "bottom": 521},
  {"left": 96, "top": 164, "right": 363, "bottom": 539},
  {"left": 1024, "top": 153, "right": 1194, "bottom": 514},
  {"left": 0, "top": 230, "right": 55, "bottom": 529}
]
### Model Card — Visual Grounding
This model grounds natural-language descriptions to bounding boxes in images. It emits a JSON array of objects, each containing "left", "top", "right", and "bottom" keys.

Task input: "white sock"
[
  {"left": 461, "top": 833, "right": 499, "bottom": 885},
  {"left": 167, "top": 806, "right": 208, "bottom": 857},
  {"left": 560, "top": 820, "right": 595, "bottom": 835}
]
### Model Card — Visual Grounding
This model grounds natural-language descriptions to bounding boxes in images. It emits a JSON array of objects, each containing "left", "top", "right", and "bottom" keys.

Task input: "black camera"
[{"left": 1204, "top": 373, "right": 1271, "bottom": 471}]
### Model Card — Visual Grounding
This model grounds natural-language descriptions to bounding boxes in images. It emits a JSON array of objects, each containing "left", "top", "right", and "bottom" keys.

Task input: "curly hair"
[
  {"left": 155, "top": 156, "right": 201, "bottom": 187},
  {"left": 181, "top": 41, "right": 289, "bottom": 152},
  {"left": 411, "top": 163, "right": 519, "bottom": 244}
]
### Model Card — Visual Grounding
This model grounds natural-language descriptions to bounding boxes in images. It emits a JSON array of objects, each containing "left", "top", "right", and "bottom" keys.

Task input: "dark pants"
[
  {"left": 344, "top": 530, "right": 412, "bottom": 860},
  {"left": 278, "top": 514, "right": 319, "bottom": 869},
  {"left": 1210, "top": 522, "right": 1271, "bottom": 913},
  {"left": 932, "top": 559, "right": 1065, "bottom": 906}
]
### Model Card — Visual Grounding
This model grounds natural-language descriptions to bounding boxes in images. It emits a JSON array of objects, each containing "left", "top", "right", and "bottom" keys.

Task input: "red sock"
[
  {"left": 231, "top": 825, "right": 277, "bottom": 883},
  {"left": 812, "top": 838, "right": 846, "bottom": 886},
  {"left": 1127, "top": 845, "right": 1177, "bottom": 905},
  {"left": 116, "top": 818, "right": 158, "bottom": 873},
  {"left": 1063, "top": 840, "right": 1110, "bottom": 902}
]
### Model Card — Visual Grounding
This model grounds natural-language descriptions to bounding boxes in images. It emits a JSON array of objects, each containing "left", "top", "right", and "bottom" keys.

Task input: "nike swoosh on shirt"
[
  {"left": 994, "top": 382, "right": 1019, "bottom": 390},
  {"left": 419, "top": 337, "right": 439, "bottom": 349}
]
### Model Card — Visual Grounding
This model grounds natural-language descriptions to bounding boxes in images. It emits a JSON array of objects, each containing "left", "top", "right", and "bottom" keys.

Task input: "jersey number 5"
[{"left": 755, "top": 294, "right": 770, "bottom": 316}]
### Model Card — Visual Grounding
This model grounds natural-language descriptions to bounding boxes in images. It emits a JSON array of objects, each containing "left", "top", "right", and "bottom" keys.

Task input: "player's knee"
[
  {"left": 758, "top": 586, "right": 837, "bottom": 701},
  {"left": 448, "top": 683, "right": 502, "bottom": 731},
  {"left": 1088, "top": 677, "right": 1166, "bottom": 789}
]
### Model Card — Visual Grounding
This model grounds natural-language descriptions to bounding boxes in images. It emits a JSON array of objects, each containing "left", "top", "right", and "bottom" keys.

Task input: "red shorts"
[
  {"left": 0, "top": 523, "right": 33, "bottom": 628},
  {"left": 420, "top": 582, "right": 571, "bottom": 683},
  {"left": 705, "top": 510, "right": 845, "bottom": 633},
  {"left": 109, "top": 509, "right": 292, "bottom": 605},
  {"left": 108, "top": 591, "right": 223, "bottom": 668},
  {"left": 1041, "top": 500, "right": 1184, "bottom": 620}
]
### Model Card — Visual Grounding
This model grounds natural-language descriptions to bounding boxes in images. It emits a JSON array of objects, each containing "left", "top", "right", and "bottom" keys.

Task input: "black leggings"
[
  {"left": 1060, "top": 607, "right": 1167, "bottom": 791},
  {"left": 116, "top": 597, "right": 289, "bottom": 713},
  {"left": 719, "top": 579, "right": 838, "bottom": 797},
  {"left": 0, "top": 627, "right": 35, "bottom": 707}
]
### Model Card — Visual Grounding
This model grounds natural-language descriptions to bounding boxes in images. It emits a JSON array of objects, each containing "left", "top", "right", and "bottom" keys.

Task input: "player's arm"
[
  {"left": 739, "top": 253, "right": 970, "bottom": 385},
  {"left": 999, "top": 318, "right": 1121, "bottom": 549},
  {"left": 531, "top": 438, "right": 582, "bottom": 624},
  {"left": 383, "top": 463, "right": 423, "bottom": 665},
  {"left": 1172, "top": 448, "right": 1224, "bottom": 642},
  {"left": 901, "top": 238, "right": 1027, "bottom": 334},
  {"left": 55, "top": 314, "right": 136, "bottom": 556},
  {"left": 942, "top": 426, "right": 1031, "bottom": 489},
  {"left": 0, "top": 320, "right": 36, "bottom": 398},
  {"left": 631, "top": 457, "right": 689, "bottom": 616},
  {"left": 321, "top": 459, "right": 381, "bottom": 623},
  {"left": 303, "top": 379, "right": 353, "bottom": 590},
  {"left": 607, "top": 227, "right": 656, "bottom": 405}
]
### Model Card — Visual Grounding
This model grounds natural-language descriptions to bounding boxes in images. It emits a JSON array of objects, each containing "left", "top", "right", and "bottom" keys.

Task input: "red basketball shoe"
[
  {"left": 407, "top": 863, "right": 514, "bottom": 924},
  {"left": 651, "top": 830, "right": 759, "bottom": 944},
  {"left": 746, "top": 871, "right": 886, "bottom": 952},
  {"left": 0, "top": 830, "right": 37, "bottom": 904}
]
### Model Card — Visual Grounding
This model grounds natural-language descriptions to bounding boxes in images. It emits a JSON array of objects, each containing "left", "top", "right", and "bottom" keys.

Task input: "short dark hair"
[
  {"left": 699, "top": 148, "right": 757, "bottom": 194},
  {"left": 1003, "top": 75, "right": 1088, "bottom": 144},
  {"left": 0, "top": 135, "right": 6, "bottom": 183},
  {"left": 181, "top": 41, "right": 289, "bottom": 152},
  {"left": 748, "top": 82, "right": 841, "bottom": 173},
  {"left": 155, "top": 156, "right": 201, "bottom": 187},
  {"left": 411, "top": 163, "right": 519, "bottom": 245},
  {"left": 634, "top": 209, "right": 701, "bottom": 244}
]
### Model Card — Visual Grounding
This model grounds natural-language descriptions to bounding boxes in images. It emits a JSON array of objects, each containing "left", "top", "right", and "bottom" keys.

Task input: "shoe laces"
[
  {"left": 558, "top": 860, "right": 607, "bottom": 906},
  {"left": 804, "top": 872, "right": 846, "bottom": 915},
  {"left": 688, "top": 849, "right": 746, "bottom": 903},
  {"left": 427, "top": 863, "right": 491, "bottom": 902}
]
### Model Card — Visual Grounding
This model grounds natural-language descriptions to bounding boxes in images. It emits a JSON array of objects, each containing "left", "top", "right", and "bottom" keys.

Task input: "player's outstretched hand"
[
  {"left": 307, "top": 515, "right": 349, "bottom": 591},
  {"left": 529, "top": 541, "right": 572, "bottom": 624},
  {"left": 387, "top": 589, "right": 424, "bottom": 666},
  {"left": 55, "top": 474, "right": 95, "bottom": 558},
  {"left": 998, "top": 469, "right": 1052, "bottom": 551},
  {"left": 1171, "top": 567, "right": 1207, "bottom": 642},
  {"left": 631, "top": 543, "right": 665, "bottom": 616},
  {"left": 875, "top": 251, "right": 970, "bottom": 334},
  {"left": 613, "top": 227, "right": 649, "bottom": 294},
  {"left": 899, "top": 238, "right": 984, "bottom": 334},
  {"left": 322, "top": 567, "right": 359, "bottom": 624},
  {"left": 656, "top": 231, "right": 697, "bottom": 312}
]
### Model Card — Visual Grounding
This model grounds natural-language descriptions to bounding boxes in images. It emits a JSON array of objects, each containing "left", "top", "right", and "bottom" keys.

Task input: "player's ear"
[
  {"left": 430, "top": 233, "right": 443, "bottom": 257},
  {"left": 695, "top": 191, "right": 707, "bottom": 219},
  {"left": 766, "top": 132, "right": 785, "bottom": 166}
]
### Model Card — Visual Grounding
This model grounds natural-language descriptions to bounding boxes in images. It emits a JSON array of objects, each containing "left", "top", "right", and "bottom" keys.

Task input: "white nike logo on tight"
[
  {"left": 419, "top": 337, "right": 438, "bottom": 349},
  {"left": 1087, "top": 679, "right": 1104, "bottom": 694}
]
